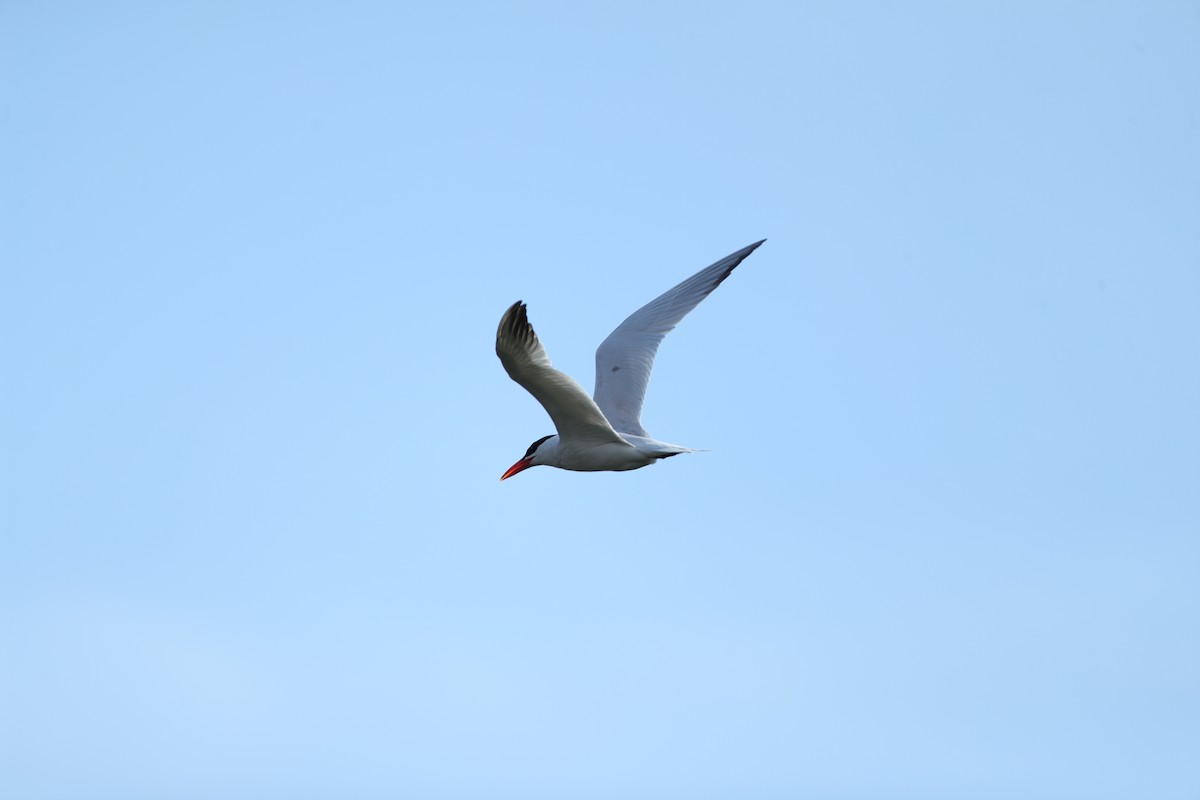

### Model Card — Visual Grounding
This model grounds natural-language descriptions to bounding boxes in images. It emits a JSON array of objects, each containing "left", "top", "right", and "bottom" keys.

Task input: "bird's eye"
[{"left": 525, "top": 434, "right": 553, "bottom": 458}]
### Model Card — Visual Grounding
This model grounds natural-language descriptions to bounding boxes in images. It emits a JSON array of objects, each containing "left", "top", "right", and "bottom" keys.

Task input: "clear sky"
[{"left": 2, "top": 2, "right": 1198, "bottom": 798}]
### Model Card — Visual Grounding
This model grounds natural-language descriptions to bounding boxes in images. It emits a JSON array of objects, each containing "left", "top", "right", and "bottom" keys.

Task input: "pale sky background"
[{"left": 2, "top": 2, "right": 1199, "bottom": 798}]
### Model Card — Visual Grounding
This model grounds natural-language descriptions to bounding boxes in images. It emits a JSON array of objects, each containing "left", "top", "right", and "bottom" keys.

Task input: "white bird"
[{"left": 496, "top": 239, "right": 765, "bottom": 480}]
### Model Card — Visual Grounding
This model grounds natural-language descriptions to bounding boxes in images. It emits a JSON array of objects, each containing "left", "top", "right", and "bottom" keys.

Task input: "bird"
[{"left": 496, "top": 239, "right": 765, "bottom": 480}]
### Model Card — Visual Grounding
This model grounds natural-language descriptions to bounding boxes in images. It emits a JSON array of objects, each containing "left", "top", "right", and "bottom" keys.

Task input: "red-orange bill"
[{"left": 500, "top": 457, "right": 534, "bottom": 481}]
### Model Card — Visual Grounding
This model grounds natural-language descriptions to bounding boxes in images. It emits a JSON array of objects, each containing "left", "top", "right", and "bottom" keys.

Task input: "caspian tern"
[{"left": 496, "top": 239, "right": 765, "bottom": 480}]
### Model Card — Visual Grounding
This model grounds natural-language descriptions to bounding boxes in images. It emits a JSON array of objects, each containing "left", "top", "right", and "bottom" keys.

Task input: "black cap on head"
[{"left": 524, "top": 434, "right": 554, "bottom": 458}]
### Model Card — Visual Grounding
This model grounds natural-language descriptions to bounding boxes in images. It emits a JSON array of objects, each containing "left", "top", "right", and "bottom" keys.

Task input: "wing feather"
[
  {"left": 593, "top": 240, "right": 765, "bottom": 437},
  {"left": 496, "top": 301, "right": 628, "bottom": 446}
]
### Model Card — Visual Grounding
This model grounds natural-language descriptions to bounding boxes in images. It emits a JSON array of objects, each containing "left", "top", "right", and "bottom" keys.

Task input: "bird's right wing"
[
  {"left": 593, "top": 240, "right": 765, "bottom": 437},
  {"left": 496, "top": 301, "right": 629, "bottom": 446}
]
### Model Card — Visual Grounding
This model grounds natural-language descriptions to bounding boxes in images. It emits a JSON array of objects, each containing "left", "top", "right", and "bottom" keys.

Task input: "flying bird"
[{"left": 496, "top": 239, "right": 765, "bottom": 480}]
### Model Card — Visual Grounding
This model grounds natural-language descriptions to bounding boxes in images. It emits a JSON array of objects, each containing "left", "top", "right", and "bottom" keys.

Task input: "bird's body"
[
  {"left": 529, "top": 432, "right": 692, "bottom": 473},
  {"left": 496, "top": 240, "right": 765, "bottom": 479}
]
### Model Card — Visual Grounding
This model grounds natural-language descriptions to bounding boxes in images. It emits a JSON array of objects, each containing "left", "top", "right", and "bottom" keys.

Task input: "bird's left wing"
[{"left": 496, "top": 301, "right": 629, "bottom": 446}]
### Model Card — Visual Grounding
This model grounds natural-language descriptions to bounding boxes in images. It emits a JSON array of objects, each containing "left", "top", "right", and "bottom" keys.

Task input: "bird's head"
[{"left": 501, "top": 434, "right": 558, "bottom": 480}]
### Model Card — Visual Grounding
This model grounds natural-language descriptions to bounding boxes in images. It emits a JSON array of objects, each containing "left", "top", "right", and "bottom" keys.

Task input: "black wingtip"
[
  {"left": 725, "top": 239, "right": 767, "bottom": 267},
  {"left": 498, "top": 300, "right": 538, "bottom": 348},
  {"left": 712, "top": 239, "right": 768, "bottom": 287}
]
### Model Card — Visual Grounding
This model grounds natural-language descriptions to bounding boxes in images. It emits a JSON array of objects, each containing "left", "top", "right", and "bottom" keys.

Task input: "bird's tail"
[{"left": 649, "top": 442, "right": 700, "bottom": 460}]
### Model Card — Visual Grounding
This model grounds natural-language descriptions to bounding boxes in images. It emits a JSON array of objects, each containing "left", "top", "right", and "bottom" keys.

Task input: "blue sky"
[{"left": 2, "top": 2, "right": 1198, "bottom": 798}]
